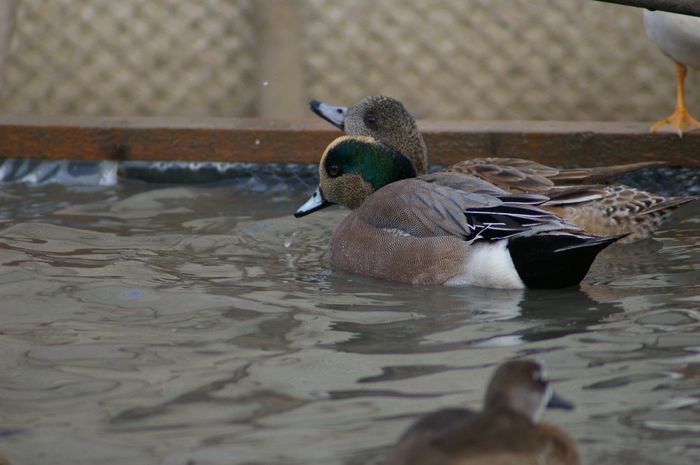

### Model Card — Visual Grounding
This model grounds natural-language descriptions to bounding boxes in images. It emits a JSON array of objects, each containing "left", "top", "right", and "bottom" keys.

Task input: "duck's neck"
[
  {"left": 395, "top": 127, "right": 428, "bottom": 176},
  {"left": 484, "top": 393, "right": 538, "bottom": 425}
]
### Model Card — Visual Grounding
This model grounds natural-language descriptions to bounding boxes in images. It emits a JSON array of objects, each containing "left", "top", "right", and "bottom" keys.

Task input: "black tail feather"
[{"left": 508, "top": 233, "right": 624, "bottom": 289}]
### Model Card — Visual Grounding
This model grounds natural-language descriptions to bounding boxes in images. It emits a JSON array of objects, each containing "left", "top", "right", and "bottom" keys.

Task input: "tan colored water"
[{"left": 0, "top": 181, "right": 698, "bottom": 465}]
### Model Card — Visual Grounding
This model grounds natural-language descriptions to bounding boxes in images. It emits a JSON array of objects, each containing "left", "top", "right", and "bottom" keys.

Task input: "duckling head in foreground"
[
  {"left": 295, "top": 136, "right": 623, "bottom": 289},
  {"left": 384, "top": 359, "right": 580, "bottom": 465}
]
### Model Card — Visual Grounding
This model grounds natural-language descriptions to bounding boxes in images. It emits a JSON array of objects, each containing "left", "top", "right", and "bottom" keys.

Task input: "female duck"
[
  {"left": 383, "top": 359, "right": 580, "bottom": 465},
  {"left": 310, "top": 96, "right": 694, "bottom": 242},
  {"left": 296, "top": 136, "right": 621, "bottom": 289}
]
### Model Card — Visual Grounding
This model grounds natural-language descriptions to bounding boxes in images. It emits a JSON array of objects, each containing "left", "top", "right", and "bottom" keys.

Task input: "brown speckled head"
[
  {"left": 485, "top": 360, "right": 573, "bottom": 422},
  {"left": 314, "top": 96, "right": 428, "bottom": 176}
]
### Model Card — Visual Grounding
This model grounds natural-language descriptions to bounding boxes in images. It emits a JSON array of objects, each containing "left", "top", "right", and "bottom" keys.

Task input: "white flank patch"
[{"left": 444, "top": 241, "right": 524, "bottom": 289}]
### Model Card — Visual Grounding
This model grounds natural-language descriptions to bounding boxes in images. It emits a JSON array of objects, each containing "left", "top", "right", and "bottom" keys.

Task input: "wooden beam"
[
  {"left": 419, "top": 120, "right": 700, "bottom": 167},
  {"left": 0, "top": 116, "right": 698, "bottom": 166}
]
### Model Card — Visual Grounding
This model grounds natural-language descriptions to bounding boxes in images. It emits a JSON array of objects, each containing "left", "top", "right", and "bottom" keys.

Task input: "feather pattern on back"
[
  {"left": 447, "top": 158, "right": 664, "bottom": 193},
  {"left": 357, "top": 174, "right": 575, "bottom": 244}
]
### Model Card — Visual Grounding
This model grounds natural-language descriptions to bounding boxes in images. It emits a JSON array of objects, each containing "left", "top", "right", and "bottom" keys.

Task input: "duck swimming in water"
[
  {"left": 382, "top": 359, "right": 580, "bottom": 465},
  {"left": 296, "top": 136, "right": 623, "bottom": 289}
]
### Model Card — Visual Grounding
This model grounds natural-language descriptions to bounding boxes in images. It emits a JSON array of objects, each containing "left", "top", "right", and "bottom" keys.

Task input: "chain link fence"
[
  {"left": 2, "top": 0, "right": 258, "bottom": 116},
  {"left": 1, "top": 0, "right": 698, "bottom": 121}
]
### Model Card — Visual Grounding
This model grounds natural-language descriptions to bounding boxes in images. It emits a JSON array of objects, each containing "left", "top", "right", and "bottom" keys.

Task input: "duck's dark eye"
[
  {"left": 364, "top": 112, "right": 378, "bottom": 127},
  {"left": 533, "top": 370, "right": 547, "bottom": 386},
  {"left": 328, "top": 164, "right": 341, "bottom": 177}
]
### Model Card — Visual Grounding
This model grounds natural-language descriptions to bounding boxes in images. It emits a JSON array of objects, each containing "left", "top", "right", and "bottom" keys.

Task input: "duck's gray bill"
[
  {"left": 309, "top": 100, "right": 347, "bottom": 130},
  {"left": 547, "top": 391, "right": 575, "bottom": 410},
  {"left": 294, "top": 187, "right": 333, "bottom": 218}
]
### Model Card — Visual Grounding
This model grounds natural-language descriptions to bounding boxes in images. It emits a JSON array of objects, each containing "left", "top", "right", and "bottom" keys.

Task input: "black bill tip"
[
  {"left": 547, "top": 391, "right": 575, "bottom": 411},
  {"left": 308, "top": 99, "right": 346, "bottom": 130},
  {"left": 294, "top": 187, "right": 333, "bottom": 218}
]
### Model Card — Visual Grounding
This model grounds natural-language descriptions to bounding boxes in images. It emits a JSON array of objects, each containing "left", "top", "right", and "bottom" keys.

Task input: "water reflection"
[
  {"left": 322, "top": 283, "right": 623, "bottom": 355},
  {"left": 0, "top": 181, "right": 698, "bottom": 465}
]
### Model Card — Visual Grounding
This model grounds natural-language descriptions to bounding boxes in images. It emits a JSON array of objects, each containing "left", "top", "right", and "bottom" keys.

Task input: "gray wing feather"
[{"left": 359, "top": 176, "right": 576, "bottom": 242}]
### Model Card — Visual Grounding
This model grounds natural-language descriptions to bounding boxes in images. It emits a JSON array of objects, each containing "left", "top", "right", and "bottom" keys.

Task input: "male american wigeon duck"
[
  {"left": 644, "top": 9, "right": 700, "bottom": 135},
  {"left": 310, "top": 96, "right": 695, "bottom": 243},
  {"left": 383, "top": 359, "right": 580, "bottom": 465},
  {"left": 295, "top": 136, "right": 622, "bottom": 289}
]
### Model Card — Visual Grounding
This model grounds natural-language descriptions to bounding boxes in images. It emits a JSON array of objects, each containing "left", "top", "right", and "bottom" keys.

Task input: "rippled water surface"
[{"left": 0, "top": 174, "right": 699, "bottom": 465}]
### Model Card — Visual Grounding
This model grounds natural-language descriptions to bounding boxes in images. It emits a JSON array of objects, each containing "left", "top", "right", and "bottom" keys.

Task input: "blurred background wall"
[{"left": 0, "top": 0, "right": 697, "bottom": 121}]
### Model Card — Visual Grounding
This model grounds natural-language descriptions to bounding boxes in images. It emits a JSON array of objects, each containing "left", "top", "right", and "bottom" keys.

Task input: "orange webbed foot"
[{"left": 650, "top": 109, "right": 700, "bottom": 137}]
